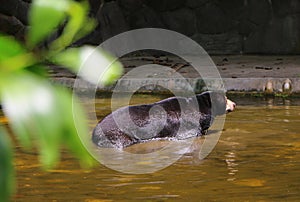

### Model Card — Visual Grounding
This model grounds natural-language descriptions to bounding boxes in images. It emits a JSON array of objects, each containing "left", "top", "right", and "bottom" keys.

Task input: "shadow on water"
[{"left": 2, "top": 95, "right": 300, "bottom": 201}]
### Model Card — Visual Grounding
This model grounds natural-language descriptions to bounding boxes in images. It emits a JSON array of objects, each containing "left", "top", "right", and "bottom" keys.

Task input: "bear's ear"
[{"left": 209, "top": 91, "right": 226, "bottom": 116}]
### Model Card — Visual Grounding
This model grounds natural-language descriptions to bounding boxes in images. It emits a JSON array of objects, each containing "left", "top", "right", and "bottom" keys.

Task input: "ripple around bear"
[{"left": 92, "top": 91, "right": 236, "bottom": 148}]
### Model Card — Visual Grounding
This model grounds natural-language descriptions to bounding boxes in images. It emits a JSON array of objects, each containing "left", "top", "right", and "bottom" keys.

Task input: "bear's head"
[{"left": 196, "top": 91, "right": 236, "bottom": 116}]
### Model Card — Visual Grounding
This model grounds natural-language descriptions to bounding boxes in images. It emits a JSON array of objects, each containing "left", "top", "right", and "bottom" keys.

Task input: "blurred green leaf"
[
  {"left": 0, "top": 71, "right": 94, "bottom": 169},
  {"left": 50, "top": 46, "right": 124, "bottom": 86},
  {"left": 25, "top": 65, "right": 48, "bottom": 78},
  {"left": 77, "top": 46, "right": 124, "bottom": 86},
  {"left": 1, "top": 71, "right": 62, "bottom": 166},
  {"left": 0, "top": 35, "right": 26, "bottom": 61},
  {"left": 0, "top": 52, "right": 37, "bottom": 74},
  {"left": 92, "top": 49, "right": 124, "bottom": 86},
  {"left": 27, "top": 0, "right": 69, "bottom": 48},
  {"left": 58, "top": 88, "right": 95, "bottom": 168},
  {"left": 100, "top": 57, "right": 124, "bottom": 86},
  {"left": 0, "top": 0, "right": 108, "bottom": 200},
  {"left": 49, "top": 1, "right": 88, "bottom": 52},
  {"left": 50, "top": 47, "right": 80, "bottom": 72},
  {"left": 0, "top": 36, "right": 36, "bottom": 72},
  {"left": 0, "top": 127, "right": 15, "bottom": 202},
  {"left": 72, "top": 17, "right": 97, "bottom": 42}
]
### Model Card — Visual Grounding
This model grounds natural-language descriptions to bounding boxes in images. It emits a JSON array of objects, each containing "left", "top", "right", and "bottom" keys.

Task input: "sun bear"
[{"left": 92, "top": 91, "right": 236, "bottom": 148}]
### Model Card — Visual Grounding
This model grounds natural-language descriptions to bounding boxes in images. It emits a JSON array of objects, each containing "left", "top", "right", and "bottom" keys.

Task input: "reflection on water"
[
  {"left": 225, "top": 151, "right": 238, "bottom": 181},
  {"left": 2, "top": 95, "right": 300, "bottom": 201}
]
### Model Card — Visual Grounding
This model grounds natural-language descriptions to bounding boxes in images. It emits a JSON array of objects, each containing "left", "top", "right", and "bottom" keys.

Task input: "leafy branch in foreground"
[{"left": 0, "top": 0, "right": 123, "bottom": 201}]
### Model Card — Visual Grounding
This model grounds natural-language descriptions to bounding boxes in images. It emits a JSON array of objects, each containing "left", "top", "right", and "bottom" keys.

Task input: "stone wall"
[
  {"left": 1, "top": 0, "right": 300, "bottom": 54},
  {"left": 0, "top": 0, "right": 29, "bottom": 41}
]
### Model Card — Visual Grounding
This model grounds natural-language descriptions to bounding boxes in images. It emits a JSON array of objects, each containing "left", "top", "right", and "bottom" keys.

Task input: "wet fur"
[{"left": 92, "top": 91, "right": 227, "bottom": 148}]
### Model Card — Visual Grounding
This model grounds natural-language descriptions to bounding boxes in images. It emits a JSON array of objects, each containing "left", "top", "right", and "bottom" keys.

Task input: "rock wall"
[
  {"left": 1, "top": 0, "right": 300, "bottom": 54},
  {"left": 0, "top": 0, "right": 29, "bottom": 41}
]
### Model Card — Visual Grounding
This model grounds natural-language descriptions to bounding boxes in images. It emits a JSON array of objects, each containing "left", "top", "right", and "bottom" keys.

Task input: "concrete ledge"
[
  {"left": 51, "top": 77, "right": 300, "bottom": 95},
  {"left": 49, "top": 55, "right": 300, "bottom": 96}
]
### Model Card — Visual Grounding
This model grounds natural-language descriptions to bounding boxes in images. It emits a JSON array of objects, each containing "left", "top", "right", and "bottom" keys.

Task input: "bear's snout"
[{"left": 226, "top": 98, "right": 236, "bottom": 113}]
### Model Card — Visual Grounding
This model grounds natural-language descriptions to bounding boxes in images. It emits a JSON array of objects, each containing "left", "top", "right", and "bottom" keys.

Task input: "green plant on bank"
[
  {"left": 274, "top": 93, "right": 290, "bottom": 98},
  {"left": 0, "top": 0, "right": 123, "bottom": 201}
]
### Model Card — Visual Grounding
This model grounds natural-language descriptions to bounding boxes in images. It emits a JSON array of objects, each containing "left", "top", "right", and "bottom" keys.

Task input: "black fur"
[{"left": 92, "top": 91, "right": 226, "bottom": 148}]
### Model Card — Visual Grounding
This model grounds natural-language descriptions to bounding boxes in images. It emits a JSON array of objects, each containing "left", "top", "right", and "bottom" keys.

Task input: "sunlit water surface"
[{"left": 2, "top": 95, "right": 300, "bottom": 201}]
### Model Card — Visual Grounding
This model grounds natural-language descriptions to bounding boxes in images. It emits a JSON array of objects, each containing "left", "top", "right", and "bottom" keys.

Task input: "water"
[{"left": 2, "top": 95, "right": 300, "bottom": 201}]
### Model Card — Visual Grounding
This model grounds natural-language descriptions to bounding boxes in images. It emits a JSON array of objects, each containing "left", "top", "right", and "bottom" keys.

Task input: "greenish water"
[{"left": 3, "top": 95, "right": 300, "bottom": 201}]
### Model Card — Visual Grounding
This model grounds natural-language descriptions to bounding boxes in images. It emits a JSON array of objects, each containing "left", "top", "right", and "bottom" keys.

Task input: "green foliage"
[
  {"left": 0, "top": 0, "right": 124, "bottom": 201},
  {"left": 0, "top": 35, "right": 26, "bottom": 60},
  {"left": 0, "top": 127, "right": 15, "bottom": 202},
  {"left": 27, "top": 0, "right": 68, "bottom": 48},
  {"left": 1, "top": 72, "right": 95, "bottom": 168},
  {"left": 97, "top": 50, "right": 124, "bottom": 86},
  {"left": 52, "top": 46, "right": 124, "bottom": 86}
]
